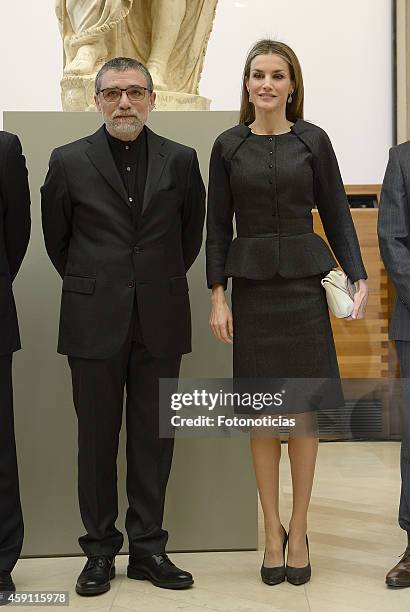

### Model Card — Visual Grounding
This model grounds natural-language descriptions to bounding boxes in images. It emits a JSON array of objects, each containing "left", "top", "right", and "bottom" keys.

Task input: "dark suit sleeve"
[
  {"left": 182, "top": 149, "right": 205, "bottom": 272},
  {"left": 314, "top": 130, "right": 367, "bottom": 282},
  {"left": 41, "top": 149, "right": 72, "bottom": 278},
  {"left": 205, "top": 137, "right": 234, "bottom": 289},
  {"left": 2, "top": 135, "right": 31, "bottom": 280},
  {"left": 378, "top": 146, "right": 410, "bottom": 309}
]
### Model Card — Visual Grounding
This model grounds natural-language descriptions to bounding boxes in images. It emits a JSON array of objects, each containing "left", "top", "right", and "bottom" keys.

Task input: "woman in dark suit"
[{"left": 206, "top": 39, "right": 368, "bottom": 586}]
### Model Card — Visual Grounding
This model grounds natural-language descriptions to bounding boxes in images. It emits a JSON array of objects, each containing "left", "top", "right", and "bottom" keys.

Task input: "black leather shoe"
[
  {"left": 286, "top": 535, "right": 311, "bottom": 586},
  {"left": 0, "top": 572, "right": 15, "bottom": 606},
  {"left": 261, "top": 526, "right": 288, "bottom": 586},
  {"left": 75, "top": 556, "right": 115, "bottom": 596},
  {"left": 127, "top": 553, "right": 193, "bottom": 589}
]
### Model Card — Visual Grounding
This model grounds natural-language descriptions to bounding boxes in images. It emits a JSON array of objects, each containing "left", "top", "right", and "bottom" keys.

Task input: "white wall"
[
  {"left": 0, "top": 0, "right": 392, "bottom": 182},
  {"left": 201, "top": 0, "right": 393, "bottom": 183},
  {"left": 0, "top": 3, "right": 62, "bottom": 114}
]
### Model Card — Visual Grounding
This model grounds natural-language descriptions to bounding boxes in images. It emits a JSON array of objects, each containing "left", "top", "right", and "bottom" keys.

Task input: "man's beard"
[{"left": 105, "top": 114, "right": 143, "bottom": 138}]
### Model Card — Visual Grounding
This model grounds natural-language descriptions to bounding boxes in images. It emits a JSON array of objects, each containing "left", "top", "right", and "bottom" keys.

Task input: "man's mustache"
[{"left": 112, "top": 113, "right": 139, "bottom": 118}]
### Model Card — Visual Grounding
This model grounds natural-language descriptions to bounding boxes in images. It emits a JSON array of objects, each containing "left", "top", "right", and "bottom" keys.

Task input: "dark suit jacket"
[
  {"left": 378, "top": 141, "right": 410, "bottom": 340},
  {"left": 206, "top": 120, "right": 367, "bottom": 289},
  {"left": 0, "top": 132, "right": 31, "bottom": 356},
  {"left": 41, "top": 126, "right": 205, "bottom": 359}
]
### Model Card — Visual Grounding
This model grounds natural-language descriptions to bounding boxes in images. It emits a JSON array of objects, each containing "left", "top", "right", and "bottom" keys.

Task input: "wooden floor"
[{"left": 13, "top": 442, "right": 410, "bottom": 611}]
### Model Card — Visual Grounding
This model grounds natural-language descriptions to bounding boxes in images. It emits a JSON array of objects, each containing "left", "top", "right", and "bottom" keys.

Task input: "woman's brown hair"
[{"left": 239, "top": 39, "right": 304, "bottom": 125}]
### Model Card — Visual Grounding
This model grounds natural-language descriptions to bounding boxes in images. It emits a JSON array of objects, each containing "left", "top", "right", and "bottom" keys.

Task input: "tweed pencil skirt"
[{"left": 231, "top": 274, "right": 344, "bottom": 415}]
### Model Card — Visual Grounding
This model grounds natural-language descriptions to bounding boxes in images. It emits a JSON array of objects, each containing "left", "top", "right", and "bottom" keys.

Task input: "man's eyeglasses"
[{"left": 97, "top": 85, "right": 152, "bottom": 103}]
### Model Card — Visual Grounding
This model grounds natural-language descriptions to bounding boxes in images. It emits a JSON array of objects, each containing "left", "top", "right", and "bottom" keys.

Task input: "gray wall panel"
[{"left": 4, "top": 111, "right": 257, "bottom": 557}]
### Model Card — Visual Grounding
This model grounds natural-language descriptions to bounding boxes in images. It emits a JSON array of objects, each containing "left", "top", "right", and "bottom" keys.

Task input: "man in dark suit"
[
  {"left": 41, "top": 57, "right": 205, "bottom": 596},
  {"left": 0, "top": 132, "right": 31, "bottom": 603},
  {"left": 378, "top": 142, "right": 410, "bottom": 587}
]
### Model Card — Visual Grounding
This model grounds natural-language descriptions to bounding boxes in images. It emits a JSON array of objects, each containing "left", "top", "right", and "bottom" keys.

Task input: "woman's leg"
[
  {"left": 287, "top": 423, "right": 318, "bottom": 567},
  {"left": 250, "top": 434, "right": 284, "bottom": 566}
]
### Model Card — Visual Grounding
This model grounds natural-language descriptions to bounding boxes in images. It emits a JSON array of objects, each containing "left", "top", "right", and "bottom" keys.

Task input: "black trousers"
[
  {"left": 0, "top": 354, "right": 24, "bottom": 572},
  {"left": 395, "top": 341, "right": 410, "bottom": 536},
  {"left": 68, "top": 307, "right": 181, "bottom": 559}
]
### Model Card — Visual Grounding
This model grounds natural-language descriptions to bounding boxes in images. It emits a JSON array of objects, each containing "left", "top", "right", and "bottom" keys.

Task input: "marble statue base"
[
  {"left": 154, "top": 90, "right": 211, "bottom": 111},
  {"left": 61, "top": 76, "right": 211, "bottom": 112}
]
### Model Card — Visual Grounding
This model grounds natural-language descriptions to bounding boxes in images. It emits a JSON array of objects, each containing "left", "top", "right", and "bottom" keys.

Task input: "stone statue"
[{"left": 56, "top": 0, "right": 218, "bottom": 111}]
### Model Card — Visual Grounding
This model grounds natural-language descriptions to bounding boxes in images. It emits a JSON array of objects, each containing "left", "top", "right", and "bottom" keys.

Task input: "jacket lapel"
[
  {"left": 142, "top": 127, "right": 168, "bottom": 215},
  {"left": 85, "top": 126, "right": 129, "bottom": 205},
  {"left": 290, "top": 119, "right": 314, "bottom": 153}
]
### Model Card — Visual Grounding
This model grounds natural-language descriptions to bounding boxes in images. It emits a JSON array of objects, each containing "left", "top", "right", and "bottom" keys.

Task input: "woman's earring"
[
  {"left": 248, "top": 91, "right": 253, "bottom": 104},
  {"left": 287, "top": 91, "right": 293, "bottom": 104}
]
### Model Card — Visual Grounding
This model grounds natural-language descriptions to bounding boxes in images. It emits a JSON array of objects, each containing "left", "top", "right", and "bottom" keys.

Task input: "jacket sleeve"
[
  {"left": 206, "top": 136, "right": 234, "bottom": 289},
  {"left": 2, "top": 135, "right": 31, "bottom": 280},
  {"left": 41, "top": 148, "right": 73, "bottom": 278},
  {"left": 314, "top": 130, "right": 367, "bottom": 282},
  {"left": 182, "top": 149, "right": 206, "bottom": 272},
  {"left": 377, "top": 146, "right": 410, "bottom": 309}
]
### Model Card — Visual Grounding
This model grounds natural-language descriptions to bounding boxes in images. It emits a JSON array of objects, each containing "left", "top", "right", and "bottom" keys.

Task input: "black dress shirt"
[{"left": 106, "top": 127, "right": 147, "bottom": 227}]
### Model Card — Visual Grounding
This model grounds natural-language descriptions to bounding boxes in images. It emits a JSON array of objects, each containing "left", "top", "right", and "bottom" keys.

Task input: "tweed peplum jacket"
[{"left": 206, "top": 119, "right": 367, "bottom": 289}]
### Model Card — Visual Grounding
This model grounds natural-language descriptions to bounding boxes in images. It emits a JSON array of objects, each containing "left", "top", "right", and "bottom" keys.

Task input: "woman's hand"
[
  {"left": 346, "top": 278, "right": 368, "bottom": 320},
  {"left": 210, "top": 284, "right": 233, "bottom": 343}
]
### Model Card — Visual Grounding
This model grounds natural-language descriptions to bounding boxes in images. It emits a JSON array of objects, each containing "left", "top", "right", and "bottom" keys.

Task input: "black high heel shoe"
[
  {"left": 261, "top": 526, "right": 288, "bottom": 586},
  {"left": 286, "top": 535, "right": 311, "bottom": 586}
]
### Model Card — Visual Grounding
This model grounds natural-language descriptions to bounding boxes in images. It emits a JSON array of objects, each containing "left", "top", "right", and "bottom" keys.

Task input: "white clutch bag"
[{"left": 321, "top": 269, "right": 357, "bottom": 318}]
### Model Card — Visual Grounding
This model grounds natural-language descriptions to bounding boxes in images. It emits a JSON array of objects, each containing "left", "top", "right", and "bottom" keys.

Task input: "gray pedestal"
[{"left": 4, "top": 111, "right": 257, "bottom": 557}]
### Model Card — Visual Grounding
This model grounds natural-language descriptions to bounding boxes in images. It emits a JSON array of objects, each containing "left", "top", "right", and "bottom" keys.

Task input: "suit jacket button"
[
  {"left": 128, "top": 280, "right": 135, "bottom": 288},
  {"left": 133, "top": 246, "right": 142, "bottom": 254}
]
